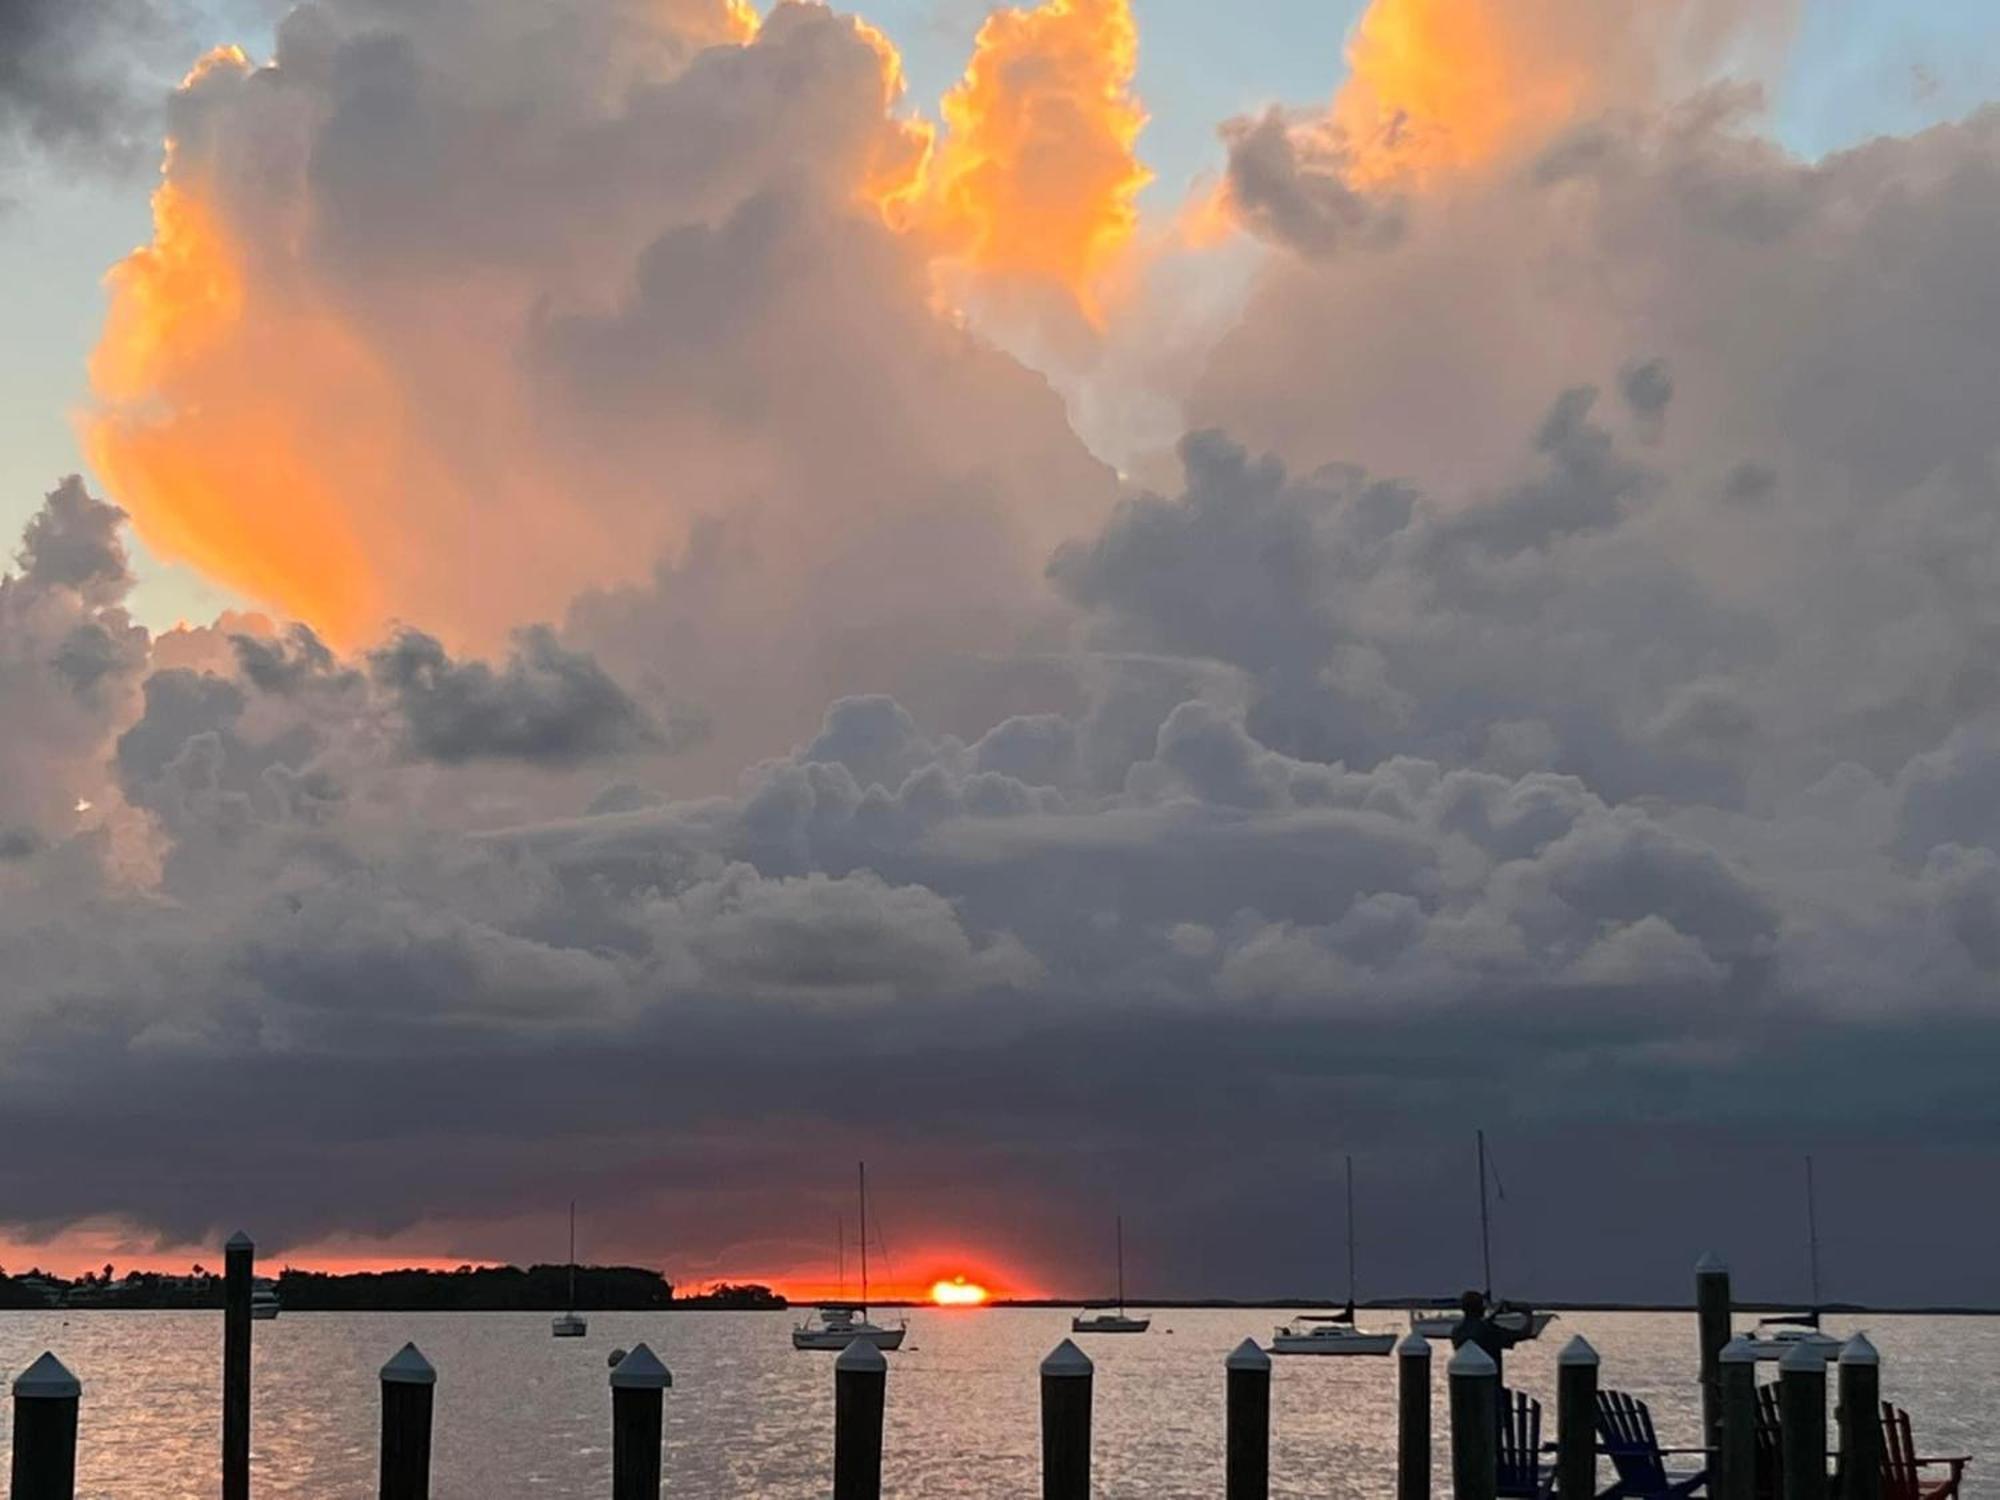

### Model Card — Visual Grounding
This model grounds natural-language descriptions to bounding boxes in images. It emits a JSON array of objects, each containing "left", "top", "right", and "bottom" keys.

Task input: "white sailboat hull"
[
  {"left": 1739, "top": 1330, "right": 1841, "bottom": 1361},
  {"left": 551, "top": 1314, "right": 588, "bottom": 1338},
  {"left": 1071, "top": 1313, "right": 1150, "bottom": 1334},
  {"left": 1271, "top": 1329, "right": 1396, "bottom": 1356},
  {"left": 1409, "top": 1309, "right": 1555, "bottom": 1340},
  {"left": 792, "top": 1323, "right": 906, "bottom": 1351}
]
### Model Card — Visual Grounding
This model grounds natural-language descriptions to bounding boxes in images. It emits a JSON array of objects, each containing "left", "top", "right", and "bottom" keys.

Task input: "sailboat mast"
[
  {"left": 1805, "top": 1155, "right": 1822, "bottom": 1308},
  {"left": 1116, "top": 1215, "right": 1126, "bottom": 1313},
  {"left": 568, "top": 1199, "right": 577, "bottom": 1310},
  {"left": 858, "top": 1161, "right": 870, "bottom": 1313},
  {"left": 1477, "top": 1130, "right": 1494, "bottom": 1299},
  {"left": 838, "top": 1213, "right": 846, "bottom": 1302},
  {"left": 1345, "top": 1154, "right": 1358, "bottom": 1310}
]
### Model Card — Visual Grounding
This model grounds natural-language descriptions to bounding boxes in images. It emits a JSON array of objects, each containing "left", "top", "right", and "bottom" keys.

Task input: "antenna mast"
[
  {"left": 1346, "top": 1154, "right": 1358, "bottom": 1310},
  {"left": 1477, "top": 1130, "right": 1494, "bottom": 1299},
  {"left": 1805, "top": 1155, "right": 1822, "bottom": 1308}
]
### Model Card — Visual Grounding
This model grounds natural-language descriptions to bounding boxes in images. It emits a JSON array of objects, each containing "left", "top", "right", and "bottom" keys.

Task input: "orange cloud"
[
  {"left": 80, "top": 4, "right": 1101, "bottom": 657},
  {"left": 1330, "top": 0, "right": 1797, "bottom": 184},
  {"left": 903, "top": 0, "right": 1150, "bottom": 317}
]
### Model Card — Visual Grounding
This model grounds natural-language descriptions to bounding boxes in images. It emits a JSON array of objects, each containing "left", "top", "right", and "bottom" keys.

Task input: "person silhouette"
[{"left": 1449, "top": 1288, "right": 1533, "bottom": 1388}]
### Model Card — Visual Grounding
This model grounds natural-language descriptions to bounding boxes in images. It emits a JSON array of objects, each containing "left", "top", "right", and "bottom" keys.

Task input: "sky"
[{"left": 5, "top": 0, "right": 2000, "bottom": 1305}]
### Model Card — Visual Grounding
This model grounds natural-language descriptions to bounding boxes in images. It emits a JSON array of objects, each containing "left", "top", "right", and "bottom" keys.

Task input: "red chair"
[{"left": 1880, "top": 1402, "right": 1970, "bottom": 1500}]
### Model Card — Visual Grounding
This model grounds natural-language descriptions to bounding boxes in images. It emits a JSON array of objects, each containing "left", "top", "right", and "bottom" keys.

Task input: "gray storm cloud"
[{"left": 8, "top": 1, "right": 2000, "bottom": 1300}]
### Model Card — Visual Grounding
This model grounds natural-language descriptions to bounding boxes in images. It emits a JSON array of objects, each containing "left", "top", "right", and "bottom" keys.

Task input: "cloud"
[
  {"left": 910, "top": 0, "right": 1150, "bottom": 316},
  {"left": 369, "top": 626, "right": 668, "bottom": 768},
  {"left": 0, "top": 0, "right": 200, "bottom": 178},
  {"left": 86, "top": 0, "right": 1113, "bottom": 653}
]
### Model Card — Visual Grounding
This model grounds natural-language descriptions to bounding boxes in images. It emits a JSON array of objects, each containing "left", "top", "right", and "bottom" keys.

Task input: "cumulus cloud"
[
  {"left": 14, "top": 0, "right": 2000, "bottom": 1302},
  {"left": 369, "top": 626, "right": 669, "bottom": 768},
  {"left": 0, "top": 0, "right": 203, "bottom": 178}
]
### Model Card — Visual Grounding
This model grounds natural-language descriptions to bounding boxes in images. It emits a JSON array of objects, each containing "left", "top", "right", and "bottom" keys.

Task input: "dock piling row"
[{"left": 2, "top": 1243, "right": 1939, "bottom": 1498}]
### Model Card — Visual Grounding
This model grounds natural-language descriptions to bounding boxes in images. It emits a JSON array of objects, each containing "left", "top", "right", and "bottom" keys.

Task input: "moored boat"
[
  {"left": 552, "top": 1201, "right": 587, "bottom": 1338},
  {"left": 1072, "top": 1215, "right": 1149, "bottom": 1335},
  {"left": 794, "top": 1162, "right": 907, "bottom": 1351},
  {"left": 1271, "top": 1156, "right": 1393, "bottom": 1356}
]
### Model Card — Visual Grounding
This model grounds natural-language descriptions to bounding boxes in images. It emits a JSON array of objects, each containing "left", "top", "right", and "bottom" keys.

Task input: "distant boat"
[
  {"left": 1738, "top": 1156, "right": 1843, "bottom": 1362},
  {"left": 794, "top": 1163, "right": 906, "bottom": 1351},
  {"left": 552, "top": 1200, "right": 587, "bottom": 1339},
  {"left": 1410, "top": 1131, "right": 1555, "bottom": 1343},
  {"left": 1273, "top": 1156, "right": 1394, "bottom": 1355},
  {"left": 1072, "top": 1215, "right": 1150, "bottom": 1334},
  {"left": 250, "top": 1281, "right": 280, "bottom": 1321}
]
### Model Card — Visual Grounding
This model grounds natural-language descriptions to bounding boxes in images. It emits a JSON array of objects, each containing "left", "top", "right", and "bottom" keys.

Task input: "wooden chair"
[
  {"left": 1594, "top": 1388, "right": 1709, "bottom": 1497},
  {"left": 1880, "top": 1402, "right": 1970, "bottom": 1500},
  {"left": 1498, "top": 1387, "right": 1555, "bottom": 1498}
]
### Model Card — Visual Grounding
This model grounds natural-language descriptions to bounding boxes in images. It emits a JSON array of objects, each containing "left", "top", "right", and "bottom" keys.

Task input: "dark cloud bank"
[{"left": 9, "top": 2, "right": 2000, "bottom": 1303}]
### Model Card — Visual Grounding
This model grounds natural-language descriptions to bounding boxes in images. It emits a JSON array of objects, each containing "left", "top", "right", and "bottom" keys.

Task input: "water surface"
[{"left": 2, "top": 1308, "right": 1994, "bottom": 1496}]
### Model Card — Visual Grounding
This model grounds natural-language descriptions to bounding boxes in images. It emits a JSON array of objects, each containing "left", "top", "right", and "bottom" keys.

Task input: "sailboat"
[
  {"left": 1273, "top": 1156, "right": 1395, "bottom": 1355},
  {"left": 1072, "top": 1215, "right": 1150, "bottom": 1334},
  {"left": 1739, "top": 1156, "right": 1842, "bottom": 1362},
  {"left": 793, "top": 1163, "right": 908, "bottom": 1351},
  {"left": 551, "top": 1200, "right": 587, "bottom": 1338},
  {"left": 1409, "top": 1131, "right": 1556, "bottom": 1340}
]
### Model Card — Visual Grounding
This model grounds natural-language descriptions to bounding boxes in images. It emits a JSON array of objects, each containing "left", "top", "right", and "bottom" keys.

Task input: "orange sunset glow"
[{"left": 929, "top": 1276, "right": 990, "bottom": 1306}]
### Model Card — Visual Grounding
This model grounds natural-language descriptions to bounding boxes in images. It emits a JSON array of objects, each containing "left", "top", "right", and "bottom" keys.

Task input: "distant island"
[{"left": 0, "top": 1263, "right": 786, "bottom": 1313}]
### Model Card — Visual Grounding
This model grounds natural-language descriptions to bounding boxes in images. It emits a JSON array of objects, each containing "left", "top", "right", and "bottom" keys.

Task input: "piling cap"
[
  {"left": 1399, "top": 1329, "right": 1433, "bottom": 1358},
  {"left": 609, "top": 1342, "right": 672, "bottom": 1390},
  {"left": 1838, "top": 1333, "right": 1879, "bottom": 1367},
  {"left": 836, "top": 1337, "right": 888, "bottom": 1374},
  {"left": 1720, "top": 1336, "right": 1758, "bottom": 1365},
  {"left": 380, "top": 1343, "right": 435, "bottom": 1386},
  {"left": 225, "top": 1230, "right": 254, "bottom": 1253},
  {"left": 13, "top": 1352, "right": 80, "bottom": 1400},
  {"left": 1695, "top": 1251, "right": 1729, "bottom": 1275},
  {"left": 1780, "top": 1340, "right": 1827, "bottom": 1373},
  {"left": 1448, "top": 1339, "right": 1497, "bottom": 1377},
  {"left": 1041, "top": 1338, "right": 1094, "bottom": 1379},
  {"left": 1227, "top": 1337, "right": 1272, "bottom": 1373},
  {"left": 1558, "top": 1334, "right": 1600, "bottom": 1368}
]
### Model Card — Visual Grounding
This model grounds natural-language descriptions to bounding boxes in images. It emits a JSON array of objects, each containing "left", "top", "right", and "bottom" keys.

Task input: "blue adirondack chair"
[
  {"left": 1499, "top": 1387, "right": 1556, "bottom": 1498},
  {"left": 1595, "top": 1389, "right": 1709, "bottom": 1498}
]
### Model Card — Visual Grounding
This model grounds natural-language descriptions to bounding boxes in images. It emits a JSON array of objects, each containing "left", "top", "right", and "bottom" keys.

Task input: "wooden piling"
[
  {"left": 1717, "top": 1337, "right": 1758, "bottom": 1500},
  {"left": 1836, "top": 1335, "right": 1881, "bottom": 1500},
  {"left": 9, "top": 1352, "right": 80, "bottom": 1500},
  {"left": 1398, "top": 1330, "right": 1433, "bottom": 1500},
  {"left": 1779, "top": 1342, "right": 1828, "bottom": 1500},
  {"left": 1448, "top": 1339, "right": 1498, "bottom": 1500},
  {"left": 1225, "top": 1338, "right": 1271, "bottom": 1500},
  {"left": 833, "top": 1337, "right": 887, "bottom": 1500},
  {"left": 1556, "top": 1335, "right": 1598, "bottom": 1500},
  {"left": 609, "top": 1343, "right": 671, "bottom": 1500},
  {"left": 1040, "top": 1339, "right": 1092, "bottom": 1500},
  {"left": 1695, "top": 1252, "right": 1732, "bottom": 1452},
  {"left": 223, "top": 1230, "right": 254, "bottom": 1500},
  {"left": 378, "top": 1343, "right": 435, "bottom": 1500}
]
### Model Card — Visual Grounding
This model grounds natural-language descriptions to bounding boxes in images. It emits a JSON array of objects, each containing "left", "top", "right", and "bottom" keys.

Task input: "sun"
[{"left": 930, "top": 1276, "right": 989, "bottom": 1306}]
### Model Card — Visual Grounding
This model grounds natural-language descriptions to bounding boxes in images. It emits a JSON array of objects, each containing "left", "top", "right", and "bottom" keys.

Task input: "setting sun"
[{"left": 930, "top": 1277, "right": 990, "bottom": 1307}]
